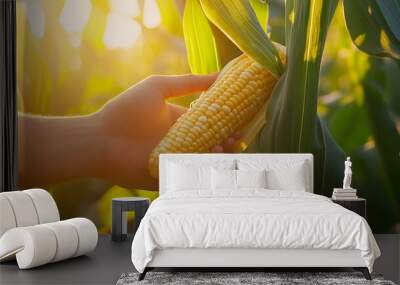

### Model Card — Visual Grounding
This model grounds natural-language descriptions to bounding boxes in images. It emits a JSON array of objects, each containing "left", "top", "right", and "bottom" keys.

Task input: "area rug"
[{"left": 116, "top": 271, "right": 395, "bottom": 285}]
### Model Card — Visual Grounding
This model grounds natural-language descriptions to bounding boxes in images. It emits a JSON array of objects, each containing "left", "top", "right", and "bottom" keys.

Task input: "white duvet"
[{"left": 131, "top": 190, "right": 380, "bottom": 273}]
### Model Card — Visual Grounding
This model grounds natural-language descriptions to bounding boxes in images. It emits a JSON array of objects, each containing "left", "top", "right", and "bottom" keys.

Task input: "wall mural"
[{"left": 16, "top": 0, "right": 400, "bottom": 234}]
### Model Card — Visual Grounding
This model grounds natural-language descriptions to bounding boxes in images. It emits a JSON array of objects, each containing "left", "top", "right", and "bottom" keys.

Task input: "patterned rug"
[{"left": 116, "top": 271, "right": 395, "bottom": 285}]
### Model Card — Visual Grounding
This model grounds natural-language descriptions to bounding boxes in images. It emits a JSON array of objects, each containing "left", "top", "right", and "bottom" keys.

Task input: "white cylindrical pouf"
[
  {"left": 65, "top": 218, "right": 98, "bottom": 257},
  {"left": 0, "top": 188, "right": 97, "bottom": 269},
  {"left": 42, "top": 221, "right": 79, "bottom": 262},
  {"left": 24, "top": 189, "right": 60, "bottom": 224},
  {"left": 1, "top": 192, "right": 39, "bottom": 227},
  {"left": 0, "top": 226, "right": 57, "bottom": 269},
  {"left": 0, "top": 196, "right": 17, "bottom": 237}
]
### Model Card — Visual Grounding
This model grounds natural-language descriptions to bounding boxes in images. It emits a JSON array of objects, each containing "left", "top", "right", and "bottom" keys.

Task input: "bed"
[{"left": 131, "top": 154, "right": 380, "bottom": 280}]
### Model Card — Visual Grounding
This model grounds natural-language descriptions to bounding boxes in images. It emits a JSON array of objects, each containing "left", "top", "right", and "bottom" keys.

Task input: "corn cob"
[{"left": 148, "top": 54, "right": 278, "bottom": 178}]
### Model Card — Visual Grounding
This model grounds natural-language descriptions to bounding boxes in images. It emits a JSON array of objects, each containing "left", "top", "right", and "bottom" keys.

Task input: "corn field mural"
[{"left": 17, "top": 0, "right": 400, "bottom": 234}]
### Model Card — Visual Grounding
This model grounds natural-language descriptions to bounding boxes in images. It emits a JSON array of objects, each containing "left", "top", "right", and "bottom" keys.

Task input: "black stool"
[{"left": 111, "top": 197, "right": 150, "bottom": 242}]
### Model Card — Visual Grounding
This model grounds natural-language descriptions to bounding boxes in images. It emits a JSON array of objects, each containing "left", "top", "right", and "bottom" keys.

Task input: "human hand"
[{"left": 96, "top": 74, "right": 241, "bottom": 189}]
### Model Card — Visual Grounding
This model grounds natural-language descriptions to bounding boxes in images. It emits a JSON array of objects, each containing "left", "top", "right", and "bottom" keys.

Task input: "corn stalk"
[{"left": 249, "top": 0, "right": 342, "bottom": 196}]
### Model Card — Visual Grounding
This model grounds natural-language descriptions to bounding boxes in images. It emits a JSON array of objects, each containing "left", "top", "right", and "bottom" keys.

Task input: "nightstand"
[
  {"left": 111, "top": 197, "right": 150, "bottom": 242},
  {"left": 331, "top": 198, "right": 366, "bottom": 219}
]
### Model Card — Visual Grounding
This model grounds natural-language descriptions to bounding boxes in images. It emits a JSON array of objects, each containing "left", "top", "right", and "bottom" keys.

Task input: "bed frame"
[
  {"left": 139, "top": 154, "right": 371, "bottom": 280},
  {"left": 140, "top": 248, "right": 370, "bottom": 280}
]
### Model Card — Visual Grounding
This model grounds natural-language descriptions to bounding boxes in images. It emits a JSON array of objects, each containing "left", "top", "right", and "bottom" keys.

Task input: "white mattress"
[{"left": 131, "top": 190, "right": 380, "bottom": 273}]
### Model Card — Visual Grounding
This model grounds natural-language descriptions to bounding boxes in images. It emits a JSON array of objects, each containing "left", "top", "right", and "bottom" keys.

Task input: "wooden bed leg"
[
  {"left": 138, "top": 268, "right": 148, "bottom": 281},
  {"left": 354, "top": 267, "right": 371, "bottom": 280}
]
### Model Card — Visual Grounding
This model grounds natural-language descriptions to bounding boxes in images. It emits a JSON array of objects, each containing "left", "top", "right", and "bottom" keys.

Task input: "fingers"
[
  {"left": 211, "top": 132, "right": 242, "bottom": 153},
  {"left": 231, "top": 132, "right": 241, "bottom": 140},
  {"left": 211, "top": 145, "right": 224, "bottom": 153},
  {"left": 223, "top": 137, "right": 237, "bottom": 152},
  {"left": 153, "top": 74, "right": 218, "bottom": 99}
]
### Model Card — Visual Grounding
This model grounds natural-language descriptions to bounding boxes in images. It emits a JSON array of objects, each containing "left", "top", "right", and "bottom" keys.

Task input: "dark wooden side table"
[
  {"left": 112, "top": 197, "right": 150, "bottom": 242},
  {"left": 331, "top": 198, "right": 366, "bottom": 219}
]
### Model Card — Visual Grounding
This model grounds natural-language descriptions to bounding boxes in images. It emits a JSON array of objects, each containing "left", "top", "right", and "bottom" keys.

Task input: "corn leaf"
[
  {"left": 200, "top": 0, "right": 283, "bottom": 77},
  {"left": 249, "top": 0, "right": 343, "bottom": 196},
  {"left": 362, "top": 57, "right": 400, "bottom": 215},
  {"left": 352, "top": 148, "right": 398, "bottom": 232},
  {"left": 209, "top": 22, "right": 242, "bottom": 68},
  {"left": 157, "top": 0, "right": 183, "bottom": 36},
  {"left": 285, "top": 0, "right": 295, "bottom": 46},
  {"left": 376, "top": 0, "right": 400, "bottom": 41},
  {"left": 268, "top": 0, "right": 285, "bottom": 45},
  {"left": 386, "top": 60, "right": 400, "bottom": 115},
  {"left": 182, "top": 0, "right": 219, "bottom": 74},
  {"left": 250, "top": 0, "right": 269, "bottom": 31},
  {"left": 343, "top": 0, "right": 400, "bottom": 60},
  {"left": 329, "top": 103, "right": 371, "bottom": 154}
]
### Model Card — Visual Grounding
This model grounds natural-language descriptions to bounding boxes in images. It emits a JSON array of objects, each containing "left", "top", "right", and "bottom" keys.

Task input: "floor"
[
  {"left": 374, "top": 234, "right": 400, "bottom": 284},
  {"left": 0, "top": 235, "right": 134, "bottom": 285},
  {"left": 0, "top": 234, "right": 399, "bottom": 285}
]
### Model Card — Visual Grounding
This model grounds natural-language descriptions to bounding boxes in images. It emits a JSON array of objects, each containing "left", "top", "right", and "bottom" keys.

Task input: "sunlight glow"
[
  {"left": 68, "top": 33, "right": 82, "bottom": 48},
  {"left": 303, "top": 0, "right": 322, "bottom": 62},
  {"left": 288, "top": 10, "right": 295, "bottom": 24},
  {"left": 380, "top": 29, "right": 391, "bottom": 51},
  {"left": 143, "top": 0, "right": 161, "bottom": 29},
  {"left": 367, "top": 5, "right": 373, "bottom": 15},
  {"left": 60, "top": 0, "right": 92, "bottom": 34},
  {"left": 27, "top": 1, "right": 45, "bottom": 38},
  {"left": 354, "top": 34, "right": 366, "bottom": 46},
  {"left": 103, "top": 13, "right": 142, "bottom": 49},
  {"left": 69, "top": 54, "right": 82, "bottom": 71},
  {"left": 109, "top": 0, "right": 140, "bottom": 18}
]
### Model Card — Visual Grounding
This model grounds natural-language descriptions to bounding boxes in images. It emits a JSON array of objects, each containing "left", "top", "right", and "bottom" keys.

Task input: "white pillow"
[
  {"left": 265, "top": 165, "right": 307, "bottom": 191},
  {"left": 237, "top": 159, "right": 309, "bottom": 191},
  {"left": 167, "top": 163, "right": 211, "bottom": 191},
  {"left": 236, "top": 169, "right": 267, "bottom": 189},
  {"left": 166, "top": 158, "right": 236, "bottom": 170},
  {"left": 211, "top": 168, "right": 236, "bottom": 190}
]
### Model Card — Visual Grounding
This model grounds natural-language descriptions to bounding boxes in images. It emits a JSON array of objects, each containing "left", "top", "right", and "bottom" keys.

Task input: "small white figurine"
[{"left": 343, "top": 157, "right": 352, "bottom": 189}]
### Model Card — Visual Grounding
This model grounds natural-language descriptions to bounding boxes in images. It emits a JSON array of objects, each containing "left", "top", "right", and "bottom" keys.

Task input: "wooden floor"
[{"left": 0, "top": 234, "right": 398, "bottom": 285}]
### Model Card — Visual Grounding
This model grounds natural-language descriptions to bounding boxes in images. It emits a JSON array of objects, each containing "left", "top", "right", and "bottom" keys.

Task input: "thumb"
[{"left": 158, "top": 73, "right": 218, "bottom": 99}]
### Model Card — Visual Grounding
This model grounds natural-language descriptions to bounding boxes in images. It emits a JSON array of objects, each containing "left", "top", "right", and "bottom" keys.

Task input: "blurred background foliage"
[{"left": 16, "top": 0, "right": 399, "bottom": 233}]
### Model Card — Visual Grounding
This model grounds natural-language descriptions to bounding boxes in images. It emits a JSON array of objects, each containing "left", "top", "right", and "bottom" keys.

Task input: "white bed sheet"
[{"left": 131, "top": 190, "right": 380, "bottom": 273}]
